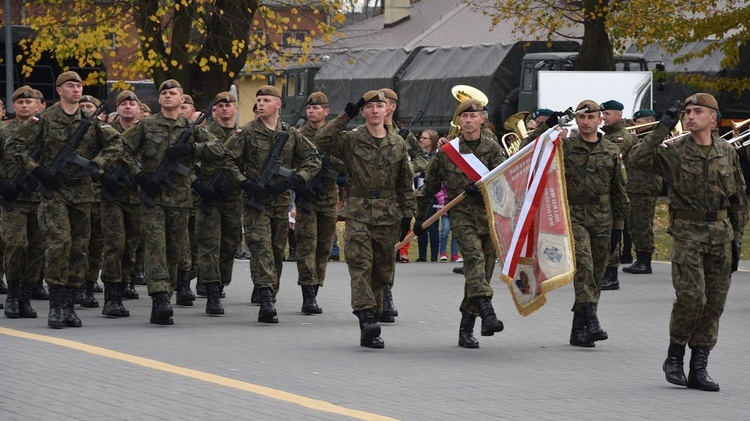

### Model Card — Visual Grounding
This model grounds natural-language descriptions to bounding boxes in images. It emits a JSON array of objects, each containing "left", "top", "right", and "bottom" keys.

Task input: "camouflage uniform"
[
  {"left": 601, "top": 121, "right": 635, "bottom": 273},
  {"left": 315, "top": 111, "right": 415, "bottom": 312},
  {"left": 123, "top": 113, "right": 224, "bottom": 297},
  {"left": 417, "top": 132, "right": 505, "bottom": 316},
  {"left": 1, "top": 120, "right": 45, "bottom": 291},
  {"left": 625, "top": 138, "right": 663, "bottom": 256},
  {"left": 223, "top": 118, "right": 321, "bottom": 296},
  {"left": 630, "top": 124, "right": 748, "bottom": 349},
  {"left": 197, "top": 122, "right": 242, "bottom": 288},
  {"left": 6, "top": 106, "right": 123, "bottom": 289},
  {"left": 294, "top": 122, "right": 343, "bottom": 289}
]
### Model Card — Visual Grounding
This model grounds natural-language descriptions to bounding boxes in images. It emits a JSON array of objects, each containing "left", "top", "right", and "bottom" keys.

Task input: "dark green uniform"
[{"left": 602, "top": 121, "right": 635, "bottom": 272}]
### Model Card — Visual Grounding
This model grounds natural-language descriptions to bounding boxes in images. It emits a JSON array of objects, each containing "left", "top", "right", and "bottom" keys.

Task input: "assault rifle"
[
  {"left": 100, "top": 161, "right": 136, "bottom": 203},
  {"left": 245, "top": 100, "right": 307, "bottom": 211},
  {"left": 196, "top": 171, "right": 234, "bottom": 215},
  {"left": 0, "top": 146, "right": 52, "bottom": 211},
  {"left": 47, "top": 102, "right": 108, "bottom": 183},
  {"left": 139, "top": 100, "right": 214, "bottom": 208},
  {"left": 294, "top": 153, "right": 338, "bottom": 212}
]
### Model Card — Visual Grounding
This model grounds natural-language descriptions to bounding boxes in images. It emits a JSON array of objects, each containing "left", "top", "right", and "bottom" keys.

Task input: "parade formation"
[{"left": 1, "top": 69, "right": 748, "bottom": 393}]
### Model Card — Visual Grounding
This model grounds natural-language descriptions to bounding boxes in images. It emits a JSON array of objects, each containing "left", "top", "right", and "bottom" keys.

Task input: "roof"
[{"left": 626, "top": 40, "right": 724, "bottom": 73}]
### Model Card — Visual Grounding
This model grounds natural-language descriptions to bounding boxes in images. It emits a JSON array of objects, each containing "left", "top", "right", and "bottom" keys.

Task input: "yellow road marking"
[{"left": 0, "top": 326, "right": 398, "bottom": 421}]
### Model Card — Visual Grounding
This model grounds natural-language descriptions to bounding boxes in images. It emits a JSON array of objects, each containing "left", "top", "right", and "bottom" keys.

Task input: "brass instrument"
[
  {"left": 500, "top": 111, "right": 529, "bottom": 157},
  {"left": 625, "top": 120, "right": 660, "bottom": 136},
  {"left": 725, "top": 126, "right": 750, "bottom": 149},
  {"left": 731, "top": 117, "right": 750, "bottom": 137},
  {"left": 448, "top": 85, "right": 489, "bottom": 138}
]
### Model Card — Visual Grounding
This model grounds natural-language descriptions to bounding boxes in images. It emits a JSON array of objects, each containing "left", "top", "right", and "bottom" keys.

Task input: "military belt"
[
  {"left": 348, "top": 188, "right": 394, "bottom": 199},
  {"left": 173, "top": 174, "right": 190, "bottom": 183},
  {"left": 568, "top": 194, "right": 610, "bottom": 206},
  {"left": 671, "top": 209, "right": 728, "bottom": 221}
]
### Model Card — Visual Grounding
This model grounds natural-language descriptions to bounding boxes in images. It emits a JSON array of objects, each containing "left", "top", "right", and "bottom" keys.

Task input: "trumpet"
[
  {"left": 662, "top": 131, "right": 691, "bottom": 144},
  {"left": 725, "top": 127, "right": 750, "bottom": 149},
  {"left": 731, "top": 117, "right": 750, "bottom": 137},
  {"left": 448, "top": 85, "right": 488, "bottom": 138},
  {"left": 500, "top": 111, "right": 529, "bottom": 157},
  {"left": 625, "top": 120, "right": 660, "bottom": 132}
]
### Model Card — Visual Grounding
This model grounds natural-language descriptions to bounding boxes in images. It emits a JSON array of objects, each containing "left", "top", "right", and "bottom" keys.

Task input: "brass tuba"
[
  {"left": 500, "top": 111, "right": 529, "bottom": 157},
  {"left": 448, "top": 85, "right": 489, "bottom": 138}
]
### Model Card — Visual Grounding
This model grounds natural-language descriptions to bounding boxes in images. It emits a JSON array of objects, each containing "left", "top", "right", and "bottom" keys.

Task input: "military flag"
[{"left": 478, "top": 128, "right": 575, "bottom": 316}]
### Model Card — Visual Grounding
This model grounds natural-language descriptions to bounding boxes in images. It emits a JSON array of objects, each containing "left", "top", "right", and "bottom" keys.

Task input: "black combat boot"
[
  {"left": 623, "top": 251, "right": 653, "bottom": 274},
  {"left": 117, "top": 282, "right": 130, "bottom": 317},
  {"left": 196, "top": 279, "right": 207, "bottom": 297},
  {"left": 63, "top": 287, "right": 83, "bottom": 327},
  {"left": 687, "top": 347, "right": 720, "bottom": 391},
  {"left": 92, "top": 281, "right": 103, "bottom": 293},
  {"left": 378, "top": 286, "right": 398, "bottom": 322},
  {"left": 250, "top": 285, "right": 260, "bottom": 304},
  {"left": 570, "top": 311, "right": 595, "bottom": 347},
  {"left": 175, "top": 270, "right": 196, "bottom": 306},
  {"left": 601, "top": 267, "right": 619, "bottom": 290},
  {"left": 663, "top": 343, "right": 687, "bottom": 386},
  {"left": 219, "top": 283, "right": 226, "bottom": 298},
  {"left": 18, "top": 284, "right": 37, "bottom": 318},
  {"left": 80, "top": 280, "right": 100, "bottom": 308},
  {"left": 47, "top": 287, "right": 65, "bottom": 329},
  {"left": 287, "top": 248, "right": 297, "bottom": 262},
  {"left": 102, "top": 282, "right": 122, "bottom": 318},
  {"left": 258, "top": 288, "right": 278, "bottom": 323},
  {"left": 355, "top": 309, "right": 384, "bottom": 349},
  {"left": 123, "top": 274, "right": 139, "bottom": 299},
  {"left": 0, "top": 279, "right": 7, "bottom": 294},
  {"left": 205, "top": 283, "right": 225, "bottom": 315},
  {"left": 583, "top": 304, "right": 608, "bottom": 342},
  {"left": 4, "top": 281, "right": 20, "bottom": 318},
  {"left": 301, "top": 285, "right": 322, "bottom": 314},
  {"left": 150, "top": 291, "right": 174, "bottom": 325},
  {"left": 475, "top": 297, "right": 504, "bottom": 336},
  {"left": 132, "top": 272, "right": 146, "bottom": 285},
  {"left": 458, "top": 313, "right": 479, "bottom": 349},
  {"left": 620, "top": 250, "right": 633, "bottom": 264},
  {"left": 32, "top": 273, "right": 49, "bottom": 300}
]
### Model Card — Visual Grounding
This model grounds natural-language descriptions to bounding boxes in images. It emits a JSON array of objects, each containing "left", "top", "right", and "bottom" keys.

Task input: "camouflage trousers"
[
  {"left": 626, "top": 195, "right": 658, "bottom": 253},
  {"left": 196, "top": 199, "right": 242, "bottom": 286},
  {"left": 344, "top": 219, "right": 399, "bottom": 311},
  {"left": 294, "top": 204, "right": 337, "bottom": 287},
  {"left": 1, "top": 201, "right": 45, "bottom": 286},
  {"left": 452, "top": 223, "right": 496, "bottom": 316},
  {"left": 669, "top": 238, "right": 731, "bottom": 350},
  {"left": 142, "top": 205, "right": 189, "bottom": 296},
  {"left": 178, "top": 206, "right": 198, "bottom": 279},
  {"left": 85, "top": 201, "right": 103, "bottom": 282},
  {"left": 100, "top": 200, "right": 142, "bottom": 284},
  {"left": 38, "top": 197, "right": 91, "bottom": 288},
  {"left": 571, "top": 223, "right": 611, "bottom": 312},
  {"left": 243, "top": 205, "right": 287, "bottom": 293}
]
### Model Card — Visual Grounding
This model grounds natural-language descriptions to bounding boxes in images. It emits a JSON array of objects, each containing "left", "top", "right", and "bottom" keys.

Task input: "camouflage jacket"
[
  {"left": 109, "top": 119, "right": 141, "bottom": 204},
  {"left": 223, "top": 118, "right": 321, "bottom": 214},
  {"left": 417, "top": 132, "right": 505, "bottom": 229},
  {"left": 630, "top": 124, "right": 748, "bottom": 243},
  {"left": 6, "top": 105, "right": 123, "bottom": 204},
  {"left": 522, "top": 123, "right": 629, "bottom": 229},
  {"left": 299, "top": 121, "right": 345, "bottom": 211},
  {"left": 123, "top": 113, "right": 224, "bottom": 208},
  {"left": 1, "top": 119, "right": 41, "bottom": 203},
  {"left": 625, "top": 136, "right": 663, "bottom": 196},
  {"left": 205, "top": 121, "right": 241, "bottom": 202},
  {"left": 387, "top": 123, "right": 429, "bottom": 173},
  {"left": 601, "top": 121, "right": 635, "bottom": 159},
  {"left": 316, "top": 112, "right": 415, "bottom": 225}
]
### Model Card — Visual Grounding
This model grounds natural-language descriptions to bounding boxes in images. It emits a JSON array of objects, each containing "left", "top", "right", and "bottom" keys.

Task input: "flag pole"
[{"left": 394, "top": 193, "right": 467, "bottom": 250}]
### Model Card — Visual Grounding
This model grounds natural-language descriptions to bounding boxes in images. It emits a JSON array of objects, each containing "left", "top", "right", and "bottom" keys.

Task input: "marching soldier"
[
  {"left": 599, "top": 100, "right": 636, "bottom": 291},
  {"left": 222, "top": 85, "right": 321, "bottom": 324},
  {"left": 1, "top": 86, "right": 45, "bottom": 318},
  {"left": 293, "top": 91, "right": 342, "bottom": 314},
  {"left": 315, "top": 90, "right": 415, "bottom": 348},
  {"left": 196, "top": 91, "right": 243, "bottom": 315},
  {"left": 6, "top": 71, "right": 125, "bottom": 328},
  {"left": 622, "top": 109, "right": 662, "bottom": 275},
  {"left": 123, "top": 79, "right": 224, "bottom": 325},
  {"left": 630, "top": 94, "right": 747, "bottom": 392},
  {"left": 413, "top": 98, "right": 506, "bottom": 348},
  {"left": 99, "top": 91, "right": 145, "bottom": 318}
]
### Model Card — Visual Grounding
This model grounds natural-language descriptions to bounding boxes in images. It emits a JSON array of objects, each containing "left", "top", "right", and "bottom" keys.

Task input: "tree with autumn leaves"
[
  {"left": 5, "top": 0, "right": 346, "bottom": 106},
  {"left": 470, "top": 0, "right": 750, "bottom": 93}
]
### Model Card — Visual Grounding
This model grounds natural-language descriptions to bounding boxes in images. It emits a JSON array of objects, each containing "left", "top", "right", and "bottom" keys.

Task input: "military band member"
[
  {"left": 622, "top": 109, "right": 661, "bottom": 275},
  {"left": 223, "top": 85, "right": 321, "bottom": 324},
  {"left": 6, "top": 71, "right": 125, "bottom": 328},
  {"left": 630, "top": 94, "right": 747, "bottom": 392},
  {"left": 123, "top": 79, "right": 224, "bottom": 325},
  {"left": 413, "top": 98, "right": 506, "bottom": 348},
  {"left": 316, "top": 90, "right": 415, "bottom": 348},
  {"left": 599, "top": 100, "right": 635, "bottom": 291}
]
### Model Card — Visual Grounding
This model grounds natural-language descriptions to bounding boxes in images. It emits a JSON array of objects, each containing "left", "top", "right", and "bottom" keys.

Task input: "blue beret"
[
  {"left": 600, "top": 100, "right": 624, "bottom": 111},
  {"left": 716, "top": 110, "right": 722, "bottom": 121},
  {"left": 531, "top": 108, "right": 553, "bottom": 119},
  {"left": 633, "top": 109, "right": 656, "bottom": 120}
]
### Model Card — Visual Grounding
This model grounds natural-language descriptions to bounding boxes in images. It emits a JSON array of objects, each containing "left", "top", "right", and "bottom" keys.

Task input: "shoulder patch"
[
  {"left": 236, "top": 128, "right": 243, "bottom": 134},
  {"left": 29, "top": 114, "right": 41, "bottom": 123}
]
